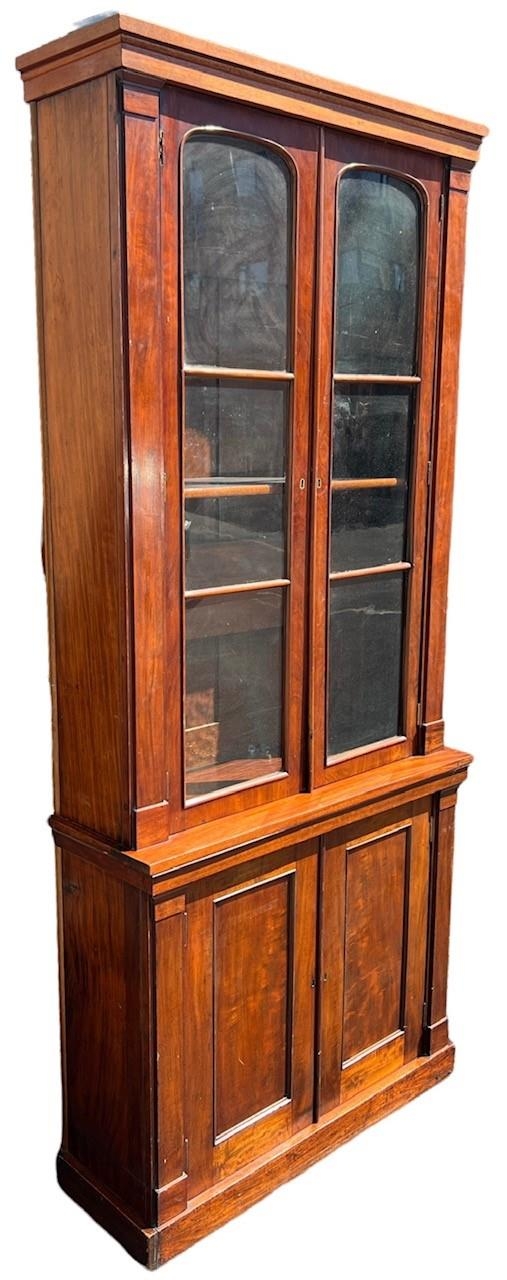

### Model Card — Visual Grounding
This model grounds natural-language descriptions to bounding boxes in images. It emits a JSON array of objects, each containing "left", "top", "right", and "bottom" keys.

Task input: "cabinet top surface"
[
  {"left": 17, "top": 12, "right": 487, "bottom": 161},
  {"left": 51, "top": 747, "right": 472, "bottom": 891}
]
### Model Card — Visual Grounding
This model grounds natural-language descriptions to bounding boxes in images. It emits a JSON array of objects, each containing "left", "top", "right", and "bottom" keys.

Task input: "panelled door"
[
  {"left": 184, "top": 838, "right": 318, "bottom": 1193},
  {"left": 318, "top": 800, "right": 431, "bottom": 1114}
]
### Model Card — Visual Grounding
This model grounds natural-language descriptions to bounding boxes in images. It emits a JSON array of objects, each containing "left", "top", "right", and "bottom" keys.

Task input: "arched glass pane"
[
  {"left": 183, "top": 134, "right": 292, "bottom": 370},
  {"left": 335, "top": 171, "right": 420, "bottom": 375}
]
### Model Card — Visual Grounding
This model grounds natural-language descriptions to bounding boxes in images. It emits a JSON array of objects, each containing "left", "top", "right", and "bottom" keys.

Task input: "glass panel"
[
  {"left": 327, "top": 573, "right": 404, "bottom": 757},
  {"left": 333, "top": 387, "right": 411, "bottom": 480},
  {"left": 335, "top": 171, "right": 420, "bottom": 375},
  {"left": 330, "top": 387, "right": 412, "bottom": 572},
  {"left": 183, "top": 135, "right": 292, "bottom": 369},
  {"left": 185, "top": 492, "right": 285, "bottom": 589},
  {"left": 185, "top": 589, "right": 284, "bottom": 799},
  {"left": 185, "top": 379, "right": 287, "bottom": 480},
  {"left": 330, "top": 487, "right": 407, "bottom": 572}
]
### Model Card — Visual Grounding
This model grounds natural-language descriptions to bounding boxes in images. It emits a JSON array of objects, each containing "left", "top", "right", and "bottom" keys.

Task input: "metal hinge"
[
  {"left": 427, "top": 458, "right": 433, "bottom": 487},
  {"left": 183, "top": 911, "right": 188, "bottom": 948},
  {"left": 439, "top": 192, "right": 446, "bottom": 222},
  {"left": 184, "top": 1137, "right": 189, "bottom": 1174},
  {"left": 417, "top": 700, "right": 422, "bottom": 727},
  {"left": 429, "top": 813, "right": 436, "bottom": 846},
  {"left": 159, "top": 129, "right": 164, "bottom": 166}
]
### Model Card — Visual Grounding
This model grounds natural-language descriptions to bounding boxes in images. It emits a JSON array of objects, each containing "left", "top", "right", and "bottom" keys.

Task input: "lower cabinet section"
[{"left": 57, "top": 780, "right": 462, "bottom": 1266}]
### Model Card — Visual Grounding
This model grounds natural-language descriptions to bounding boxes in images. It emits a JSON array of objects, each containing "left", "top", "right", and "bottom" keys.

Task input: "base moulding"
[{"left": 57, "top": 1043, "right": 455, "bottom": 1268}]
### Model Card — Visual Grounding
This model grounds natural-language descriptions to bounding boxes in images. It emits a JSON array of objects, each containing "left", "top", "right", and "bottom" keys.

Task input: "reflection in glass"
[
  {"left": 185, "top": 379, "right": 287, "bottom": 480},
  {"left": 327, "top": 573, "right": 404, "bottom": 757},
  {"left": 185, "top": 492, "right": 285, "bottom": 589},
  {"left": 183, "top": 135, "right": 292, "bottom": 370},
  {"left": 330, "top": 387, "right": 412, "bottom": 572},
  {"left": 330, "top": 487, "right": 407, "bottom": 572},
  {"left": 335, "top": 171, "right": 420, "bottom": 375},
  {"left": 181, "top": 135, "right": 293, "bottom": 802},
  {"left": 185, "top": 589, "right": 284, "bottom": 799},
  {"left": 333, "top": 388, "right": 411, "bottom": 481}
]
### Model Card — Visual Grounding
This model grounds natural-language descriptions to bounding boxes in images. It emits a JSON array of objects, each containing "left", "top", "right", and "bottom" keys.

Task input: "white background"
[{"left": 1, "top": 2, "right": 506, "bottom": 1276}]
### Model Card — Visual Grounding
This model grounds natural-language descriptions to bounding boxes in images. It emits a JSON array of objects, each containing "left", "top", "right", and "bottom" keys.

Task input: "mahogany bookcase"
[{"left": 17, "top": 15, "right": 486, "bottom": 1267}]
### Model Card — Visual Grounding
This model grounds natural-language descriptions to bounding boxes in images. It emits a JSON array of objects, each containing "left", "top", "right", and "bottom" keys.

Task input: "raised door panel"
[
  {"left": 319, "top": 801, "right": 430, "bottom": 1114},
  {"left": 185, "top": 840, "right": 318, "bottom": 1194},
  {"left": 214, "top": 876, "right": 291, "bottom": 1137},
  {"left": 342, "top": 829, "right": 407, "bottom": 1063}
]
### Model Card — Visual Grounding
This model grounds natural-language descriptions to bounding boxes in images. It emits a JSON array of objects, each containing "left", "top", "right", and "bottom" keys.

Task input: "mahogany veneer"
[{"left": 17, "top": 15, "right": 485, "bottom": 1267}]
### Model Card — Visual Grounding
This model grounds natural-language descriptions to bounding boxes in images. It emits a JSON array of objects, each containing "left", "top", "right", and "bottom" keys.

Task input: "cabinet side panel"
[
  {"left": 60, "top": 848, "right": 152, "bottom": 1219},
  {"left": 35, "top": 80, "right": 128, "bottom": 842},
  {"left": 31, "top": 103, "right": 60, "bottom": 811}
]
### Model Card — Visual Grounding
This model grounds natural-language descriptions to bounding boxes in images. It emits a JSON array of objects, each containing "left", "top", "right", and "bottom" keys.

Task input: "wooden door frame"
[
  {"left": 159, "top": 86, "right": 319, "bottom": 832},
  {"left": 309, "top": 131, "right": 445, "bottom": 788}
]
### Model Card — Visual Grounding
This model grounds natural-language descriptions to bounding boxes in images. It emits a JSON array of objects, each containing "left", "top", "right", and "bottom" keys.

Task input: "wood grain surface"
[{"left": 18, "top": 25, "right": 480, "bottom": 1264}]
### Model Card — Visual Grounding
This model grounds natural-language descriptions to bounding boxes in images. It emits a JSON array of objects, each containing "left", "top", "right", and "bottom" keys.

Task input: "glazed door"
[
  {"left": 161, "top": 89, "right": 318, "bottom": 829},
  {"left": 184, "top": 839, "right": 318, "bottom": 1192},
  {"left": 310, "top": 134, "right": 445, "bottom": 787},
  {"left": 318, "top": 801, "right": 431, "bottom": 1114}
]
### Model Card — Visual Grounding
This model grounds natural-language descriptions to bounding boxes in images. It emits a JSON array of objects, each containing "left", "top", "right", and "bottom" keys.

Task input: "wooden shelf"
[
  {"left": 331, "top": 478, "right": 401, "bottom": 491},
  {"left": 185, "top": 483, "right": 282, "bottom": 499},
  {"left": 333, "top": 373, "right": 421, "bottom": 384},
  {"left": 185, "top": 754, "right": 283, "bottom": 790},
  {"left": 184, "top": 365, "right": 294, "bottom": 381},
  {"left": 329, "top": 561, "right": 411, "bottom": 582}
]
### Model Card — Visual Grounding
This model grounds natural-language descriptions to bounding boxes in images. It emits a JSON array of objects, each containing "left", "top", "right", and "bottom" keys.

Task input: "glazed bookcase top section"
[{"left": 16, "top": 13, "right": 487, "bottom": 161}]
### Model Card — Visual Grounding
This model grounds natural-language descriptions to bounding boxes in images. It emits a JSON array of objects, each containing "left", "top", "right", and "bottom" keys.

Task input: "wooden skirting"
[{"left": 57, "top": 1045, "right": 454, "bottom": 1269}]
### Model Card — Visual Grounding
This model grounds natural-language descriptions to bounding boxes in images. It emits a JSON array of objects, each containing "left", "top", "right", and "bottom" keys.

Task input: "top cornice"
[{"left": 17, "top": 13, "right": 488, "bottom": 163}]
